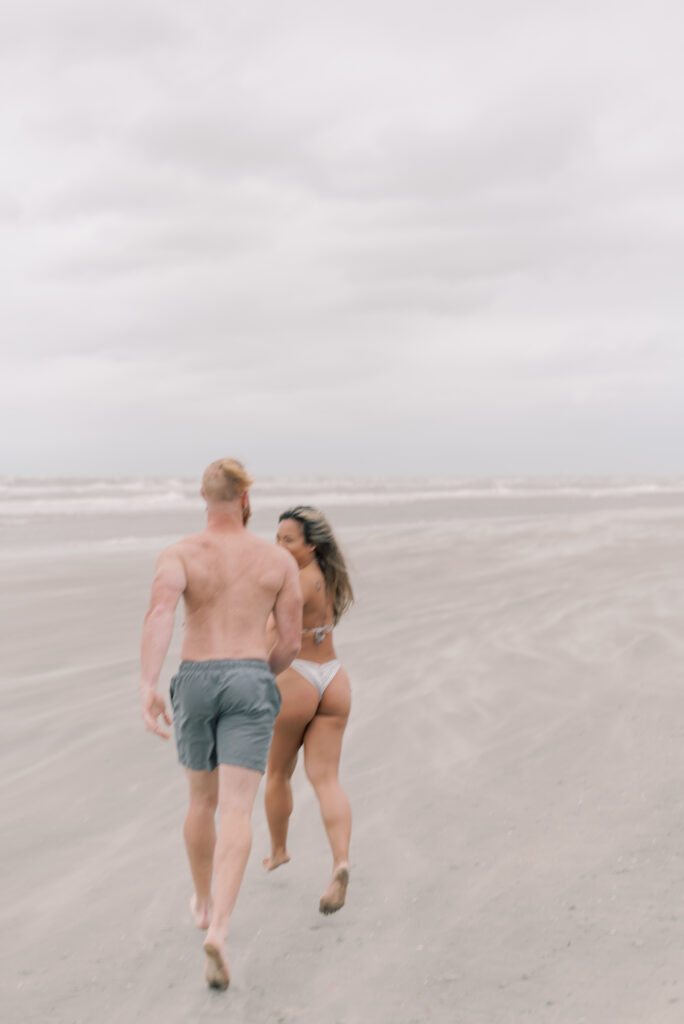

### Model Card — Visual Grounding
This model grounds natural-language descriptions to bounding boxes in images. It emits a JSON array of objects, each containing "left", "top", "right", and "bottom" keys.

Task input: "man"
[{"left": 140, "top": 458, "right": 302, "bottom": 991}]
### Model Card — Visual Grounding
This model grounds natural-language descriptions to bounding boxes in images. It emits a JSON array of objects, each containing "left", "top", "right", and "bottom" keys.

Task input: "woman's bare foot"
[
  {"left": 263, "top": 849, "right": 291, "bottom": 871},
  {"left": 319, "top": 863, "right": 349, "bottom": 914},
  {"left": 190, "top": 893, "right": 212, "bottom": 930},
  {"left": 203, "top": 936, "right": 230, "bottom": 991}
]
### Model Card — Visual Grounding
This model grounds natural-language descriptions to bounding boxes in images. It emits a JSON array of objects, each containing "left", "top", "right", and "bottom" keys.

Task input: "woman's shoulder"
[{"left": 299, "top": 561, "right": 326, "bottom": 602}]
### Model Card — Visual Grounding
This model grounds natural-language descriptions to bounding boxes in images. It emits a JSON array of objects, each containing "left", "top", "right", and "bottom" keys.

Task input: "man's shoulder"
[
  {"left": 249, "top": 533, "right": 291, "bottom": 564},
  {"left": 158, "top": 531, "right": 205, "bottom": 561},
  {"left": 245, "top": 534, "right": 296, "bottom": 579}
]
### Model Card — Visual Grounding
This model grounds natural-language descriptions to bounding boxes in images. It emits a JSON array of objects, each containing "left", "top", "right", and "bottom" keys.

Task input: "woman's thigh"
[
  {"left": 303, "top": 668, "right": 351, "bottom": 781},
  {"left": 267, "top": 666, "right": 320, "bottom": 773}
]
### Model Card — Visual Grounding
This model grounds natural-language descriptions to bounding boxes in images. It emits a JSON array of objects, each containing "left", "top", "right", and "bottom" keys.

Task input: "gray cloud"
[
  {"left": 0, "top": 0, "right": 184, "bottom": 58},
  {"left": 2, "top": 0, "right": 684, "bottom": 475}
]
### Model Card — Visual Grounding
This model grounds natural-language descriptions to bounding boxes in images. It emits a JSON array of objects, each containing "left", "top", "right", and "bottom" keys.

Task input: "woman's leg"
[
  {"left": 302, "top": 668, "right": 352, "bottom": 911},
  {"left": 263, "top": 667, "right": 319, "bottom": 869}
]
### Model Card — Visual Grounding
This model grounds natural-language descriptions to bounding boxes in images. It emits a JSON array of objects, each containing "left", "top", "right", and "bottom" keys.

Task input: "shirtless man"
[{"left": 140, "top": 458, "right": 302, "bottom": 991}]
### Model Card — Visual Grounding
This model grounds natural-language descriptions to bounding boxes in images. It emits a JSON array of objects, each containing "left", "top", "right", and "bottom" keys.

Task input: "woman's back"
[{"left": 299, "top": 560, "right": 336, "bottom": 661}]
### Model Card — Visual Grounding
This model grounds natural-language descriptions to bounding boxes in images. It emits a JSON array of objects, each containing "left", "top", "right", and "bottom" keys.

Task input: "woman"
[{"left": 263, "top": 505, "right": 354, "bottom": 914}]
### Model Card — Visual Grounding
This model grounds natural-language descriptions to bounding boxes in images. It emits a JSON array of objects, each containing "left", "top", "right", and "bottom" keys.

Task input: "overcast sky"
[{"left": 2, "top": 0, "right": 683, "bottom": 477}]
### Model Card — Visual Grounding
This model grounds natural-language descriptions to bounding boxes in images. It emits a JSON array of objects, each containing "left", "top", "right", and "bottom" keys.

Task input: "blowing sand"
[{"left": 2, "top": 490, "right": 684, "bottom": 1023}]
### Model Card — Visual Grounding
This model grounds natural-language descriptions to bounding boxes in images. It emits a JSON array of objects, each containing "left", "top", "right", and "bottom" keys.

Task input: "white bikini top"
[{"left": 301, "top": 623, "right": 334, "bottom": 645}]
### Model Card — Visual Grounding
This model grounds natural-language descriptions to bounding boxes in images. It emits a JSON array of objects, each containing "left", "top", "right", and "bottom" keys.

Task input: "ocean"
[{"left": 2, "top": 474, "right": 684, "bottom": 560}]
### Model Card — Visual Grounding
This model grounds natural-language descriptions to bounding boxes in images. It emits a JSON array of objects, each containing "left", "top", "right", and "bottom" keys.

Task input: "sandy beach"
[{"left": 2, "top": 479, "right": 684, "bottom": 1023}]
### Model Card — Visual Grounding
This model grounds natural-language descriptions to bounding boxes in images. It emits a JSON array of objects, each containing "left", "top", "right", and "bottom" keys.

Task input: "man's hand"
[{"left": 142, "top": 688, "right": 172, "bottom": 740}]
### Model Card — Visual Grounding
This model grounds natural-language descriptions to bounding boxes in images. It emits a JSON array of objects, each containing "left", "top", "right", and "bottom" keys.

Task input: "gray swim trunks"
[{"left": 169, "top": 659, "right": 281, "bottom": 773}]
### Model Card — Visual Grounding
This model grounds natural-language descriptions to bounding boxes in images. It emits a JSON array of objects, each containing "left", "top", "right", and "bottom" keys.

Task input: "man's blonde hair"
[{"left": 202, "top": 458, "right": 253, "bottom": 503}]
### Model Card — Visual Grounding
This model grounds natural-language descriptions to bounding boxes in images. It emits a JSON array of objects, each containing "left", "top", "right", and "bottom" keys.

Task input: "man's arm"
[
  {"left": 265, "top": 612, "right": 277, "bottom": 651},
  {"left": 140, "top": 548, "right": 187, "bottom": 739},
  {"left": 268, "top": 555, "right": 302, "bottom": 676}
]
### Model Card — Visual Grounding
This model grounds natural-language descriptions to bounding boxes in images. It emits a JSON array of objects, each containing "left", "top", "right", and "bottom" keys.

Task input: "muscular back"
[{"left": 174, "top": 528, "right": 295, "bottom": 661}]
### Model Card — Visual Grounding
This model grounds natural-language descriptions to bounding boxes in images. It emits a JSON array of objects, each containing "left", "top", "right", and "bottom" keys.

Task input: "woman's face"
[{"left": 276, "top": 517, "right": 315, "bottom": 568}]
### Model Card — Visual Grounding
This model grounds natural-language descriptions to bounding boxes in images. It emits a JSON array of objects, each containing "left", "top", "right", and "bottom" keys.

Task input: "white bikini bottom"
[{"left": 290, "top": 658, "right": 341, "bottom": 700}]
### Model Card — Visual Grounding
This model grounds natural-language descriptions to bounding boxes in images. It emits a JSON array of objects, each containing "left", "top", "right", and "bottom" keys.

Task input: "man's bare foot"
[
  {"left": 262, "top": 849, "right": 291, "bottom": 871},
  {"left": 190, "top": 893, "right": 212, "bottom": 930},
  {"left": 319, "top": 864, "right": 349, "bottom": 914},
  {"left": 203, "top": 939, "right": 230, "bottom": 991}
]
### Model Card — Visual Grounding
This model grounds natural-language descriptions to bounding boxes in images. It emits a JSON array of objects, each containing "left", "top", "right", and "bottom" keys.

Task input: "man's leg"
[
  {"left": 203, "top": 764, "right": 263, "bottom": 989},
  {"left": 184, "top": 768, "right": 219, "bottom": 929}
]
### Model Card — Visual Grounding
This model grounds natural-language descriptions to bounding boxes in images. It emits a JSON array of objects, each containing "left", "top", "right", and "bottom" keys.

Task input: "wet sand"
[{"left": 2, "top": 494, "right": 684, "bottom": 1022}]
